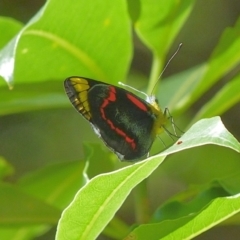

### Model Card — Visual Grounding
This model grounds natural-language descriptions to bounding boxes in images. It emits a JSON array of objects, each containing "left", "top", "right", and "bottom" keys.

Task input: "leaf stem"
[{"left": 146, "top": 52, "right": 163, "bottom": 95}]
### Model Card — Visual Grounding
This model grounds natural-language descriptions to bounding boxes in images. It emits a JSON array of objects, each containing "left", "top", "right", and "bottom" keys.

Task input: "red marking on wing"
[
  {"left": 100, "top": 86, "right": 136, "bottom": 150},
  {"left": 101, "top": 86, "right": 116, "bottom": 108},
  {"left": 177, "top": 141, "right": 182, "bottom": 145},
  {"left": 127, "top": 93, "right": 148, "bottom": 112}
]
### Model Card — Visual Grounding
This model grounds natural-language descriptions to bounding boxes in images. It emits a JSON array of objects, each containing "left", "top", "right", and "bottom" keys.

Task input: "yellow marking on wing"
[
  {"left": 69, "top": 78, "right": 90, "bottom": 92},
  {"left": 70, "top": 77, "right": 88, "bottom": 84},
  {"left": 73, "top": 96, "right": 91, "bottom": 120},
  {"left": 79, "top": 91, "right": 88, "bottom": 102},
  {"left": 67, "top": 77, "right": 93, "bottom": 120}
]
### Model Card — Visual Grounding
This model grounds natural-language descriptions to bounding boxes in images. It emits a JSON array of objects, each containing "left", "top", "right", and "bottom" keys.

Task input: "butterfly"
[{"left": 64, "top": 76, "right": 173, "bottom": 161}]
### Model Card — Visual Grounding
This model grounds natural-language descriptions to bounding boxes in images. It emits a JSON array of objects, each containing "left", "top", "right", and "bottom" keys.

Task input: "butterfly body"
[{"left": 64, "top": 77, "right": 167, "bottom": 161}]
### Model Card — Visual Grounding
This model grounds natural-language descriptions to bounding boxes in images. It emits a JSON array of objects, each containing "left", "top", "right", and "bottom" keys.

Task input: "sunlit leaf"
[
  {"left": 56, "top": 117, "right": 240, "bottom": 240},
  {"left": 0, "top": 0, "right": 132, "bottom": 87},
  {"left": 0, "top": 17, "right": 22, "bottom": 49}
]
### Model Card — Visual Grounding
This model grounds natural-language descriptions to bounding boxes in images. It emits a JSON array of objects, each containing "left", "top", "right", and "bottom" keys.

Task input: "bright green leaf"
[
  {"left": 161, "top": 193, "right": 240, "bottom": 239},
  {"left": 56, "top": 156, "right": 166, "bottom": 240},
  {"left": 126, "top": 192, "right": 240, "bottom": 240},
  {"left": 0, "top": 0, "right": 132, "bottom": 86},
  {"left": 134, "top": 0, "right": 194, "bottom": 93},
  {"left": 0, "top": 17, "right": 23, "bottom": 50},
  {"left": 134, "top": 0, "right": 194, "bottom": 57},
  {"left": 162, "top": 117, "right": 240, "bottom": 155},
  {"left": 56, "top": 117, "right": 240, "bottom": 240}
]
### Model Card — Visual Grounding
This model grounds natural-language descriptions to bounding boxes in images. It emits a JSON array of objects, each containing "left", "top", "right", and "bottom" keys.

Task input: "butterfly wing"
[
  {"left": 64, "top": 76, "right": 106, "bottom": 122},
  {"left": 64, "top": 77, "right": 157, "bottom": 161}
]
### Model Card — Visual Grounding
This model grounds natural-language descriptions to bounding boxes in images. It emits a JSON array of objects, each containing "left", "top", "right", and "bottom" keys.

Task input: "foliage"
[{"left": 0, "top": 0, "right": 240, "bottom": 240}]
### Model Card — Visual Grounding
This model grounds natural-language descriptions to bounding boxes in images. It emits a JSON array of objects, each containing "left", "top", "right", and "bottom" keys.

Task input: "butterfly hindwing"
[{"left": 88, "top": 84, "right": 156, "bottom": 160}]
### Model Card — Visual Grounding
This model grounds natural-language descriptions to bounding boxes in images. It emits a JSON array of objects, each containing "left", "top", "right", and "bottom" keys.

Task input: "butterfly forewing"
[{"left": 64, "top": 77, "right": 106, "bottom": 121}]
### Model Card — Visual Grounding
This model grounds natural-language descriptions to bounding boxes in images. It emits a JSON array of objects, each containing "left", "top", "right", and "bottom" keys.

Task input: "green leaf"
[
  {"left": 182, "top": 16, "right": 240, "bottom": 109},
  {"left": 157, "top": 63, "right": 206, "bottom": 112},
  {"left": 0, "top": 17, "right": 23, "bottom": 49},
  {"left": 18, "top": 160, "right": 86, "bottom": 209},
  {"left": 160, "top": 145, "right": 240, "bottom": 188},
  {"left": 82, "top": 143, "right": 115, "bottom": 179},
  {"left": 0, "top": 160, "right": 86, "bottom": 239},
  {"left": 133, "top": 0, "right": 194, "bottom": 93},
  {"left": 152, "top": 184, "right": 229, "bottom": 222},
  {"left": 161, "top": 193, "right": 240, "bottom": 239},
  {"left": 134, "top": 0, "right": 194, "bottom": 57},
  {"left": 162, "top": 117, "right": 240, "bottom": 155},
  {"left": 0, "top": 226, "right": 49, "bottom": 240},
  {"left": 218, "top": 173, "right": 240, "bottom": 195},
  {"left": 0, "top": 157, "right": 14, "bottom": 179},
  {"left": 0, "top": 81, "right": 67, "bottom": 116},
  {"left": 192, "top": 75, "right": 240, "bottom": 123},
  {"left": 0, "top": 183, "right": 60, "bottom": 226},
  {"left": 56, "top": 156, "right": 166, "bottom": 240},
  {"left": 55, "top": 117, "right": 240, "bottom": 240},
  {"left": 0, "top": 0, "right": 132, "bottom": 86},
  {"left": 158, "top": 16, "right": 240, "bottom": 116},
  {"left": 125, "top": 216, "right": 192, "bottom": 240},
  {"left": 159, "top": 17, "right": 240, "bottom": 115},
  {"left": 125, "top": 192, "right": 240, "bottom": 240}
]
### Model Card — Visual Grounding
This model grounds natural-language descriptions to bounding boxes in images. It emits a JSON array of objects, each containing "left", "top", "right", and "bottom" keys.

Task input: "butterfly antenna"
[{"left": 151, "top": 43, "right": 183, "bottom": 96}]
